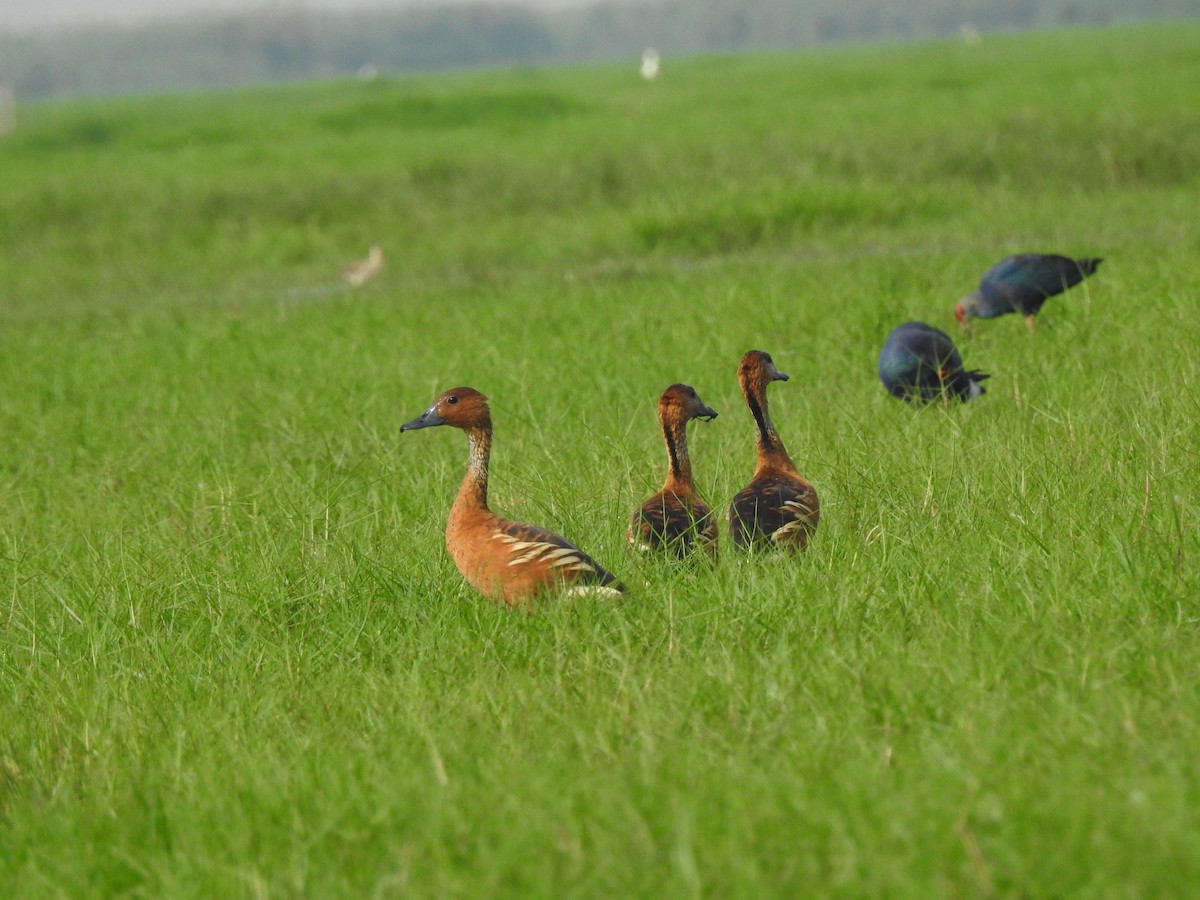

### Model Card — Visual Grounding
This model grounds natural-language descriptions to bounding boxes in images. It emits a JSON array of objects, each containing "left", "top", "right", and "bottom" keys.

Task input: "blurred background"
[{"left": 3, "top": 0, "right": 1199, "bottom": 101}]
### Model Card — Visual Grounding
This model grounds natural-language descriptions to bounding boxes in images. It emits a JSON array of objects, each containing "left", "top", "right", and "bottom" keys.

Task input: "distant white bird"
[
  {"left": 640, "top": 48, "right": 660, "bottom": 81},
  {"left": 960, "top": 23, "right": 982, "bottom": 45},
  {"left": 342, "top": 244, "right": 384, "bottom": 286}
]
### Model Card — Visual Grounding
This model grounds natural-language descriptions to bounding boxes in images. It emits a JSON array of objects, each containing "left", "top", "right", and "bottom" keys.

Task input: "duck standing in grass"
[
  {"left": 728, "top": 351, "right": 820, "bottom": 552},
  {"left": 879, "top": 321, "right": 990, "bottom": 403},
  {"left": 955, "top": 253, "right": 1102, "bottom": 330},
  {"left": 629, "top": 383, "right": 719, "bottom": 558},
  {"left": 401, "top": 387, "right": 625, "bottom": 605}
]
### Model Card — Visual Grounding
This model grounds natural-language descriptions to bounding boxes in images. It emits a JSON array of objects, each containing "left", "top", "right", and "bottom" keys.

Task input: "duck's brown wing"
[
  {"left": 629, "top": 492, "right": 717, "bottom": 558},
  {"left": 491, "top": 518, "right": 626, "bottom": 593},
  {"left": 728, "top": 476, "right": 819, "bottom": 551}
]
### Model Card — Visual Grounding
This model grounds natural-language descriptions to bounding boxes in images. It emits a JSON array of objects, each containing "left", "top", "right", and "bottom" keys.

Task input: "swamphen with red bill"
[
  {"left": 955, "top": 253, "right": 1102, "bottom": 330},
  {"left": 879, "top": 322, "right": 989, "bottom": 403}
]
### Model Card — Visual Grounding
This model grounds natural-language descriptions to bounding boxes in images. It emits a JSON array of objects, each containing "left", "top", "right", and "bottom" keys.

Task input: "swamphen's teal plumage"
[
  {"left": 879, "top": 322, "right": 989, "bottom": 403},
  {"left": 955, "top": 254, "right": 1102, "bottom": 327}
]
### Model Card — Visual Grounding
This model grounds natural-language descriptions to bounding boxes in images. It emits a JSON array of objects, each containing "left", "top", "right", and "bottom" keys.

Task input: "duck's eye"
[{"left": 446, "top": 395, "right": 459, "bottom": 405}]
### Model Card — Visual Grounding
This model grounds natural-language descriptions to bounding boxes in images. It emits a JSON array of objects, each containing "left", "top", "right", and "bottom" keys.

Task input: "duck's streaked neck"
[
  {"left": 455, "top": 425, "right": 491, "bottom": 511},
  {"left": 661, "top": 413, "right": 693, "bottom": 492},
  {"left": 745, "top": 383, "right": 789, "bottom": 466}
]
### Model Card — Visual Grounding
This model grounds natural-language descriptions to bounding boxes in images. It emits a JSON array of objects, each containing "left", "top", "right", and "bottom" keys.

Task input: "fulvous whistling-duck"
[
  {"left": 629, "top": 383, "right": 719, "bottom": 557},
  {"left": 728, "top": 350, "right": 820, "bottom": 551},
  {"left": 401, "top": 387, "right": 626, "bottom": 605},
  {"left": 343, "top": 244, "right": 385, "bottom": 286}
]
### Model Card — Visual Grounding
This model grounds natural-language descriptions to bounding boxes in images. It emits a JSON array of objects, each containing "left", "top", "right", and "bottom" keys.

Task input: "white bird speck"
[
  {"left": 342, "top": 244, "right": 384, "bottom": 286},
  {"left": 640, "top": 48, "right": 660, "bottom": 80}
]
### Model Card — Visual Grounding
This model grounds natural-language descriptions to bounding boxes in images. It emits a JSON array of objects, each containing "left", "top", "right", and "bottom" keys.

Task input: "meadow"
[{"left": 2, "top": 21, "right": 1199, "bottom": 896}]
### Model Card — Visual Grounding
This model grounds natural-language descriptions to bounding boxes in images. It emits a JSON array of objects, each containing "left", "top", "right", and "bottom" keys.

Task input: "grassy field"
[{"left": 2, "top": 21, "right": 1199, "bottom": 896}]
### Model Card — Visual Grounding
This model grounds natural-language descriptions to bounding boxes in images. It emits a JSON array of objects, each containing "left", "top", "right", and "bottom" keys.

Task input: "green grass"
[{"left": 2, "top": 21, "right": 1199, "bottom": 897}]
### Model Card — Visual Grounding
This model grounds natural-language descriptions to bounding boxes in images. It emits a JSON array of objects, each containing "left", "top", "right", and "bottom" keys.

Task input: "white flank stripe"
[
  {"left": 508, "top": 543, "right": 555, "bottom": 566},
  {"left": 564, "top": 585, "right": 623, "bottom": 599},
  {"left": 772, "top": 520, "right": 808, "bottom": 542}
]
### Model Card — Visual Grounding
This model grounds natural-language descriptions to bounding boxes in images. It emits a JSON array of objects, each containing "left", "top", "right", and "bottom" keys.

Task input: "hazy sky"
[{"left": 1, "top": 0, "right": 592, "bottom": 32}]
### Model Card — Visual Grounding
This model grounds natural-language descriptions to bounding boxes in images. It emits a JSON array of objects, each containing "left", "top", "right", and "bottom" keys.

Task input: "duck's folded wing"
[
  {"left": 730, "top": 478, "right": 819, "bottom": 549},
  {"left": 492, "top": 519, "right": 625, "bottom": 590}
]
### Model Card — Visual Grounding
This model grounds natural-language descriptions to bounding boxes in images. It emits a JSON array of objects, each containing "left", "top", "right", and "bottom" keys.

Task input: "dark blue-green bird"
[
  {"left": 955, "top": 253, "right": 1102, "bottom": 330},
  {"left": 879, "top": 321, "right": 989, "bottom": 403}
]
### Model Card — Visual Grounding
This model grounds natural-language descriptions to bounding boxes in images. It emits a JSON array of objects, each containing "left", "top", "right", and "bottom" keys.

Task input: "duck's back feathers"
[
  {"left": 473, "top": 517, "right": 625, "bottom": 603},
  {"left": 728, "top": 474, "right": 819, "bottom": 551},
  {"left": 630, "top": 491, "right": 718, "bottom": 558}
]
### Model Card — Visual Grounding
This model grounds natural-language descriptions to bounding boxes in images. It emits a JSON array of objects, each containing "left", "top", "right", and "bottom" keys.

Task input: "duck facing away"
[
  {"left": 629, "top": 384, "right": 719, "bottom": 558},
  {"left": 401, "top": 387, "right": 625, "bottom": 605},
  {"left": 728, "top": 351, "right": 820, "bottom": 552},
  {"left": 955, "top": 253, "right": 1102, "bottom": 330},
  {"left": 879, "top": 321, "right": 990, "bottom": 403}
]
